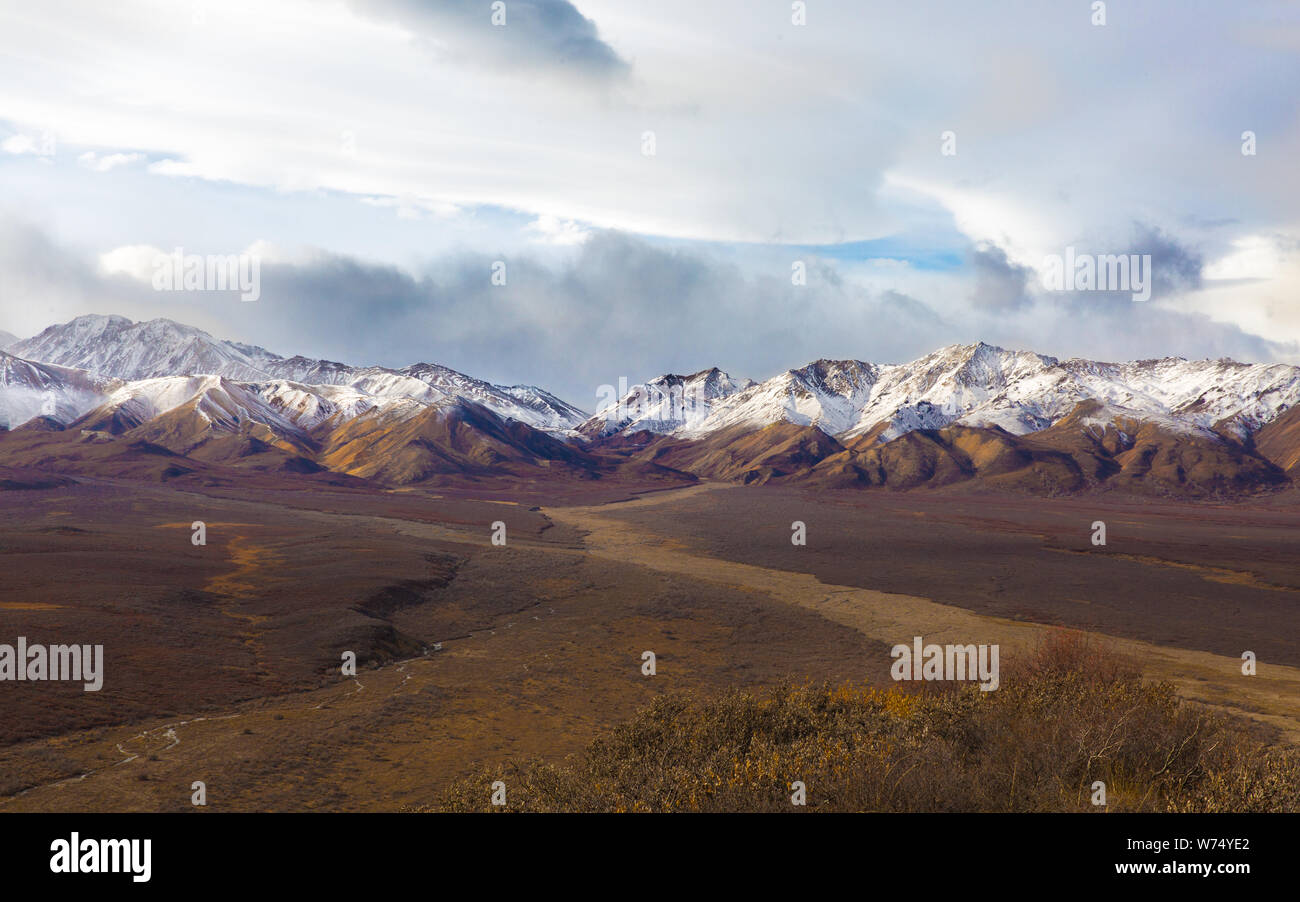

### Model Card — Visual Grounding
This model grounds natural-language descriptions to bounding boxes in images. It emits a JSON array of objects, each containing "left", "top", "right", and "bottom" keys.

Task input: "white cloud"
[
  {"left": 526, "top": 215, "right": 590, "bottom": 246},
  {"left": 0, "top": 0, "right": 904, "bottom": 243},
  {"left": 1204, "top": 234, "right": 1283, "bottom": 281},
  {"left": 359, "top": 195, "right": 460, "bottom": 221},
  {"left": 77, "top": 151, "right": 145, "bottom": 172},
  {"left": 2, "top": 134, "right": 39, "bottom": 155},
  {"left": 98, "top": 244, "right": 167, "bottom": 281},
  {"left": 3, "top": 0, "right": 1300, "bottom": 355},
  {"left": 146, "top": 158, "right": 202, "bottom": 178},
  {"left": 98, "top": 239, "right": 293, "bottom": 284},
  {"left": 240, "top": 239, "right": 324, "bottom": 267},
  {"left": 2, "top": 132, "right": 55, "bottom": 158}
]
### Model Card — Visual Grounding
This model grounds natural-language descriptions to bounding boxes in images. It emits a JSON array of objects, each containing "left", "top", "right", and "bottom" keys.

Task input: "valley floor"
[{"left": 1, "top": 479, "right": 1297, "bottom": 811}]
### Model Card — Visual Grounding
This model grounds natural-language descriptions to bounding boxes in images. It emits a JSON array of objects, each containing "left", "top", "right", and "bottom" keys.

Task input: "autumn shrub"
[{"left": 425, "top": 630, "right": 1300, "bottom": 813}]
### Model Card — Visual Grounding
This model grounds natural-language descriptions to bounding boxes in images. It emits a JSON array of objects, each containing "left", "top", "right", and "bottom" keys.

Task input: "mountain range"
[{"left": 2, "top": 314, "right": 1299, "bottom": 497}]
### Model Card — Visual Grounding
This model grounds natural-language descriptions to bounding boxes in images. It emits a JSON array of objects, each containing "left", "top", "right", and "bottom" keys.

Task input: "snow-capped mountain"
[
  {"left": 0, "top": 330, "right": 18, "bottom": 351},
  {"left": 93, "top": 374, "right": 319, "bottom": 440},
  {"left": 1054, "top": 356, "right": 1300, "bottom": 440},
  {"left": 0, "top": 352, "right": 120, "bottom": 430},
  {"left": 496, "top": 383, "right": 589, "bottom": 431},
  {"left": 7, "top": 316, "right": 1300, "bottom": 466},
  {"left": 399, "top": 363, "right": 587, "bottom": 433},
  {"left": 589, "top": 343, "right": 1300, "bottom": 444},
  {"left": 11, "top": 315, "right": 282, "bottom": 383},
  {"left": 7, "top": 315, "right": 588, "bottom": 434},
  {"left": 4, "top": 319, "right": 1300, "bottom": 496},
  {"left": 581, "top": 368, "right": 755, "bottom": 437},
  {"left": 848, "top": 345, "right": 1300, "bottom": 441},
  {"left": 679, "top": 360, "right": 880, "bottom": 438}
]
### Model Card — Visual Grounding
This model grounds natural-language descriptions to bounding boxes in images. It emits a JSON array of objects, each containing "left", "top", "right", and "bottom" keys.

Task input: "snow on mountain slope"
[
  {"left": 1, "top": 313, "right": 582, "bottom": 440},
  {"left": 233, "top": 360, "right": 585, "bottom": 433},
  {"left": 0, "top": 331, "right": 18, "bottom": 351},
  {"left": 10, "top": 315, "right": 588, "bottom": 433},
  {"left": 598, "top": 343, "right": 1300, "bottom": 444},
  {"left": 255, "top": 380, "right": 414, "bottom": 431},
  {"left": 846, "top": 343, "right": 1069, "bottom": 439},
  {"left": 0, "top": 352, "right": 119, "bottom": 429},
  {"left": 846, "top": 344, "right": 1300, "bottom": 441},
  {"left": 9, "top": 315, "right": 1299, "bottom": 447},
  {"left": 90, "top": 373, "right": 470, "bottom": 444},
  {"left": 258, "top": 355, "right": 362, "bottom": 386},
  {"left": 96, "top": 375, "right": 315, "bottom": 439},
  {"left": 1060, "top": 357, "right": 1300, "bottom": 439},
  {"left": 580, "top": 368, "right": 755, "bottom": 437},
  {"left": 11, "top": 315, "right": 280, "bottom": 382},
  {"left": 684, "top": 360, "right": 880, "bottom": 438},
  {"left": 495, "top": 384, "right": 589, "bottom": 431},
  {"left": 400, "top": 363, "right": 586, "bottom": 433}
]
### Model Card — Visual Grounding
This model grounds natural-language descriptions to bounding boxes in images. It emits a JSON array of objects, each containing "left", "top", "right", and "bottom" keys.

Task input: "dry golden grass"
[{"left": 425, "top": 631, "right": 1300, "bottom": 813}]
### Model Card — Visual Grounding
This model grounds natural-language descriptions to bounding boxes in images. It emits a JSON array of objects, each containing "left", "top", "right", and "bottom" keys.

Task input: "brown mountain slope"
[
  {"left": 802, "top": 425, "right": 1084, "bottom": 492},
  {"left": 1255, "top": 403, "right": 1300, "bottom": 477},
  {"left": 126, "top": 400, "right": 320, "bottom": 468},
  {"left": 37, "top": 392, "right": 325, "bottom": 477},
  {"left": 1014, "top": 406, "right": 1285, "bottom": 497},
  {"left": 631, "top": 399, "right": 1292, "bottom": 497},
  {"left": 0, "top": 417, "right": 376, "bottom": 489},
  {"left": 0, "top": 423, "right": 214, "bottom": 484},
  {"left": 320, "top": 401, "right": 598, "bottom": 485},
  {"left": 3, "top": 384, "right": 1294, "bottom": 498},
  {"left": 810, "top": 428, "right": 973, "bottom": 489},
  {"left": 1106, "top": 422, "right": 1285, "bottom": 497},
  {"left": 608, "top": 423, "right": 843, "bottom": 485},
  {"left": 0, "top": 395, "right": 610, "bottom": 490}
]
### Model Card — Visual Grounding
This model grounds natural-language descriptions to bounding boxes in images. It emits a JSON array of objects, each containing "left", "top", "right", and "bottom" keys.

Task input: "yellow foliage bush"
[{"left": 424, "top": 631, "right": 1300, "bottom": 813}]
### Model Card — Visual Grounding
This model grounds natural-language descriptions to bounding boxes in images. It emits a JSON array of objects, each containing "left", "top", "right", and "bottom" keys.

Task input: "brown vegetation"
[{"left": 428, "top": 631, "right": 1300, "bottom": 813}]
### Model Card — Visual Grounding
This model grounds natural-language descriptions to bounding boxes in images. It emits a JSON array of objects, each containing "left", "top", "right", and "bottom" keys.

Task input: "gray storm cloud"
[
  {"left": 346, "top": 0, "right": 629, "bottom": 80},
  {"left": 968, "top": 243, "right": 1033, "bottom": 312}
]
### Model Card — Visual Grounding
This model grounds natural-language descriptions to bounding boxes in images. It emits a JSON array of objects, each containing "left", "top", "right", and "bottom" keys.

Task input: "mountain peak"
[
  {"left": 5, "top": 314, "right": 590, "bottom": 434},
  {"left": 6, "top": 314, "right": 1299, "bottom": 450},
  {"left": 583, "top": 345, "right": 1300, "bottom": 445},
  {"left": 11, "top": 315, "right": 276, "bottom": 382}
]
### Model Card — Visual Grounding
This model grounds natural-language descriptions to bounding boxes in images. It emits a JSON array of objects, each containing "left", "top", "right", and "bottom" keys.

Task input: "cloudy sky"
[{"left": 1, "top": 0, "right": 1298, "bottom": 407}]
